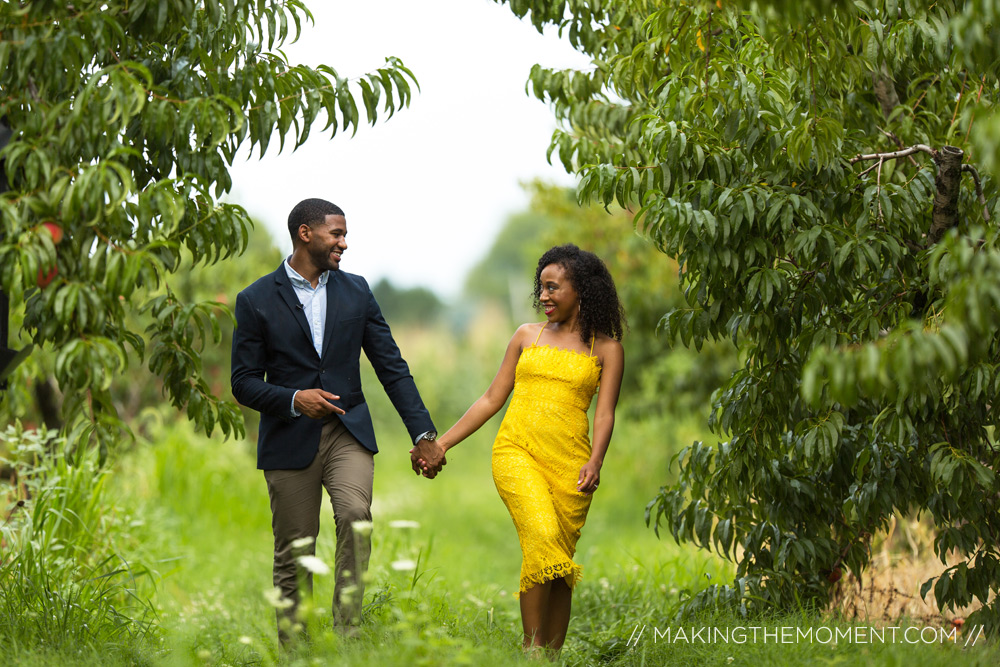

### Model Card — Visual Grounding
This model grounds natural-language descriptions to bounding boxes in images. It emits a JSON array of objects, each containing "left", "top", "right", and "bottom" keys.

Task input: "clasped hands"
[
  {"left": 296, "top": 389, "right": 444, "bottom": 478},
  {"left": 410, "top": 438, "right": 446, "bottom": 479}
]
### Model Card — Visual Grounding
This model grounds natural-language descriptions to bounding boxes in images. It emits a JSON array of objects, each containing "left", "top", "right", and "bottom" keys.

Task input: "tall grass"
[
  {"left": 112, "top": 412, "right": 729, "bottom": 666},
  {"left": 0, "top": 424, "right": 157, "bottom": 663},
  {"left": 113, "top": 417, "right": 1000, "bottom": 666}
]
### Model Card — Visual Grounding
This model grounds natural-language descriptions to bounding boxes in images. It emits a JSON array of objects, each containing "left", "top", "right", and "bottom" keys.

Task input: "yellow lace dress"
[{"left": 491, "top": 325, "right": 602, "bottom": 596}]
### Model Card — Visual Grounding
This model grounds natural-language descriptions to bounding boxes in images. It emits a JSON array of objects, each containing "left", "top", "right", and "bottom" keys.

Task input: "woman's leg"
[
  {"left": 543, "top": 577, "right": 573, "bottom": 650},
  {"left": 519, "top": 581, "right": 552, "bottom": 649},
  {"left": 520, "top": 576, "right": 573, "bottom": 652}
]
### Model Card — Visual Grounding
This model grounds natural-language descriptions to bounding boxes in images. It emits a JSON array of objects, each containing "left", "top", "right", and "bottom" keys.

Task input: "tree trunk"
[
  {"left": 872, "top": 68, "right": 900, "bottom": 119},
  {"left": 927, "top": 145, "right": 964, "bottom": 246},
  {"left": 34, "top": 375, "right": 63, "bottom": 431}
]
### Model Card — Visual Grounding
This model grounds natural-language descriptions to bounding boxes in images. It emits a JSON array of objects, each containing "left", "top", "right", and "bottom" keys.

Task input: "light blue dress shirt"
[
  {"left": 282, "top": 260, "right": 434, "bottom": 444},
  {"left": 285, "top": 259, "right": 328, "bottom": 417},
  {"left": 285, "top": 259, "right": 328, "bottom": 357}
]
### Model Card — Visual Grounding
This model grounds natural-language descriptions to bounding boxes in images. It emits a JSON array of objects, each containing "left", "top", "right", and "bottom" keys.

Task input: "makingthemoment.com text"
[{"left": 626, "top": 624, "right": 983, "bottom": 647}]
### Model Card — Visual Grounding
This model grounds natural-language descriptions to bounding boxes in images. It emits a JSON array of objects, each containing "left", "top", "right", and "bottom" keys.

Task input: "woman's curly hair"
[{"left": 532, "top": 244, "right": 626, "bottom": 344}]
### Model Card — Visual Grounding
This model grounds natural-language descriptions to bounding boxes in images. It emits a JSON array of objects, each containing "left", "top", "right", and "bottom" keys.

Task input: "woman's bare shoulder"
[
  {"left": 513, "top": 321, "right": 545, "bottom": 341},
  {"left": 594, "top": 332, "right": 623, "bottom": 350},
  {"left": 594, "top": 334, "right": 624, "bottom": 361}
]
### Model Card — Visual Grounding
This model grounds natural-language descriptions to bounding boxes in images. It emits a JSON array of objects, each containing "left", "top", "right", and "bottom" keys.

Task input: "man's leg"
[
  {"left": 320, "top": 418, "right": 374, "bottom": 628},
  {"left": 263, "top": 448, "right": 324, "bottom": 643}
]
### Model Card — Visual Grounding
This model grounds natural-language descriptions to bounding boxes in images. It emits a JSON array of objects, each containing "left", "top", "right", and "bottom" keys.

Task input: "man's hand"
[
  {"left": 410, "top": 438, "right": 446, "bottom": 479},
  {"left": 294, "top": 389, "right": 346, "bottom": 419}
]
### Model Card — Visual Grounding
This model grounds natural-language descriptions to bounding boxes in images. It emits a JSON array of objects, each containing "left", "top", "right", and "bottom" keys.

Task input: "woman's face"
[{"left": 538, "top": 263, "right": 579, "bottom": 323}]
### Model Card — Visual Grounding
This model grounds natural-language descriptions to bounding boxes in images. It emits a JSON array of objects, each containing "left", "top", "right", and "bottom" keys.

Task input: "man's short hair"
[{"left": 287, "top": 198, "right": 345, "bottom": 241}]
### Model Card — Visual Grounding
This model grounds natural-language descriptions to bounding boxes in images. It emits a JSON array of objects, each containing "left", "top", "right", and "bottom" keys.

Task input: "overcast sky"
[{"left": 226, "top": 1, "right": 590, "bottom": 298}]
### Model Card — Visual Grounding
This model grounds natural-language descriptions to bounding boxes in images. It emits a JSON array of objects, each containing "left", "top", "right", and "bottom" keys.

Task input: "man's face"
[{"left": 306, "top": 214, "right": 348, "bottom": 272}]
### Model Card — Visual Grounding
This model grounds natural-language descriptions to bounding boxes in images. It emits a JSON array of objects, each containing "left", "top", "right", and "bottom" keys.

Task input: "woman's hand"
[
  {"left": 577, "top": 459, "right": 602, "bottom": 494},
  {"left": 412, "top": 439, "right": 450, "bottom": 479},
  {"left": 410, "top": 452, "right": 447, "bottom": 479}
]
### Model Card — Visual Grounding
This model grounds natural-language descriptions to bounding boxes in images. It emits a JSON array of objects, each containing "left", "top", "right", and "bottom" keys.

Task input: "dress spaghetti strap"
[
  {"left": 534, "top": 322, "right": 547, "bottom": 345},
  {"left": 589, "top": 334, "right": 596, "bottom": 357}
]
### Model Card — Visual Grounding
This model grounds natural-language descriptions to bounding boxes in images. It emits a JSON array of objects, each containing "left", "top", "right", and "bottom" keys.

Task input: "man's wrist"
[{"left": 414, "top": 430, "right": 437, "bottom": 446}]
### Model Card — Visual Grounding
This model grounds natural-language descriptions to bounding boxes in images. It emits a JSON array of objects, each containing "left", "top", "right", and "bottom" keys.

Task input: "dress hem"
[{"left": 513, "top": 561, "right": 582, "bottom": 599}]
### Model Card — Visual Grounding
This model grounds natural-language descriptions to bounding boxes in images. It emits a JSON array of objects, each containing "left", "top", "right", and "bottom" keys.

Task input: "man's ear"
[{"left": 297, "top": 223, "right": 312, "bottom": 244}]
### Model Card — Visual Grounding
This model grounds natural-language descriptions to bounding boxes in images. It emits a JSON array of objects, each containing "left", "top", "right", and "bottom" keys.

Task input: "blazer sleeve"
[
  {"left": 231, "top": 290, "right": 297, "bottom": 420},
  {"left": 359, "top": 284, "right": 435, "bottom": 441}
]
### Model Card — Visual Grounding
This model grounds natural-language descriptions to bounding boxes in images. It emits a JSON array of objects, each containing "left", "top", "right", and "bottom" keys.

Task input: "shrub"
[{"left": 0, "top": 424, "right": 157, "bottom": 654}]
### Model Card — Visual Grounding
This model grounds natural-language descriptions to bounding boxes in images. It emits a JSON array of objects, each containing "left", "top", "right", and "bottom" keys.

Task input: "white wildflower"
[
  {"left": 339, "top": 585, "right": 358, "bottom": 605},
  {"left": 351, "top": 520, "right": 373, "bottom": 536},
  {"left": 290, "top": 536, "right": 315, "bottom": 550},
  {"left": 263, "top": 587, "right": 294, "bottom": 610},
  {"left": 297, "top": 555, "right": 331, "bottom": 575},
  {"left": 391, "top": 559, "right": 417, "bottom": 571},
  {"left": 388, "top": 519, "right": 420, "bottom": 529}
]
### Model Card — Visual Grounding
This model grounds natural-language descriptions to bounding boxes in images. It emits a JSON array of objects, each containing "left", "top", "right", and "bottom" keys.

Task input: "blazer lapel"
[
  {"left": 273, "top": 265, "right": 314, "bottom": 350},
  {"left": 320, "top": 270, "right": 343, "bottom": 360}
]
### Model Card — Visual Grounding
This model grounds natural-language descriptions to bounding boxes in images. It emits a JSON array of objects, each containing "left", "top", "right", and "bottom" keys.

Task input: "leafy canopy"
[
  {"left": 497, "top": 0, "right": 1000, "bottom": 625},
  {"left": 0, "top": 1, "right": 417, "bottom": 448}
]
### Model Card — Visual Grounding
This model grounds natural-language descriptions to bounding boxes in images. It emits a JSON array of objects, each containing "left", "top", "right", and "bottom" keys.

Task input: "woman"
[{"left": 424, "top": 244, "right": 625, "bottom": 653}]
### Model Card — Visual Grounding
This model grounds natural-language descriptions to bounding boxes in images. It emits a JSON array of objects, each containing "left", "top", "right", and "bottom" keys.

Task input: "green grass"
[
  {"left": 61, "top": 404, "right": 992, "bottom": 666},
  {"left": 106, "top": 407, "right": 724, "bottom": 665},
  {"left": 5, "top": 326, "right": 998, "bottom": 665},
  {"left": 0, "top": 426, "right": 157, "bottom": 664}
]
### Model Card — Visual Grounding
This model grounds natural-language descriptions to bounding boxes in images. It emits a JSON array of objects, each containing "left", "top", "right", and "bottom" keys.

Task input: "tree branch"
[
  {"left": 962, "top": 163, "right": 991, "bottom": 222},
  {"left": 880, "top": 129, "right": 919, "bottom": 167},
  {"left": 851, "top": 144, "right": 991, "bottom": 231},
  {"left": 850, "top": 144, "right": 937, "bottom": 164}
]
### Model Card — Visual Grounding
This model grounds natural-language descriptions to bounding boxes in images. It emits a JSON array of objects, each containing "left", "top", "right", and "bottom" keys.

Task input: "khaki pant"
[{"left": 264, "top": 417, "right": 374, "bottom": 638}]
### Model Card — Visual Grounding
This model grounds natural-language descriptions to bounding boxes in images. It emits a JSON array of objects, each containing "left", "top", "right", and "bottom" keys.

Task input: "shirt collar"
[{"left": 284, "top": 258, "right": 329, "bottom": 289}]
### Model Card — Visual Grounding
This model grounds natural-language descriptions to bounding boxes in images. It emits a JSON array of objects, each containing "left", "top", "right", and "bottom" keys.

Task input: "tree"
[
  {"left": 496, "top": 0, "right": 1000, "bottom": 625},
  {"left": 1, "top": 226, "right": 284, "bottom": 439},
  {"left": 0, "top": 1, "right": 417, "bottom": 449},
  {"left": 371, "top": 278, "right": 444, "bottom": 326},
  {"left": 462, "top": 208, "right": 550, "bottom": 323}
]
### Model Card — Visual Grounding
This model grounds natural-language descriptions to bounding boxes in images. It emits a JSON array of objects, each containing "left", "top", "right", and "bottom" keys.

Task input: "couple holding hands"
[{"left": 231, "top": 198, "right": 625, "bottom": 654}]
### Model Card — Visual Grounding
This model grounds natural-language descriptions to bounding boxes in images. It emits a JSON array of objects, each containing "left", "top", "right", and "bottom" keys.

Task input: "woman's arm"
[
  {"left": 436, "top": 324, "right": 535, "bottom": 453},
  {"left": 413, "top": 325, "right": 531, "bottom": 478},
  {"left": 577, "top": 338, "right": 625, "bottom": 494}
]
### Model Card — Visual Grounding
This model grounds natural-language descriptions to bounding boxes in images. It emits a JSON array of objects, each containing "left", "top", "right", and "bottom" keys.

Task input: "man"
[{"left": 231, "top": 198, "right": 446, "bottom": 639}]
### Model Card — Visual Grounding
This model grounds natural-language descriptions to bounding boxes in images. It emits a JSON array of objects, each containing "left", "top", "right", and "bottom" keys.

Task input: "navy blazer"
[{"left": 231, "top": 264, "right": 435, "bottom": 470}]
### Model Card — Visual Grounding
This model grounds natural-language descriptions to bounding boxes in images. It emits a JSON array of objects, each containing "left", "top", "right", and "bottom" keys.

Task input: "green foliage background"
[
  {"left": 3, "top": 181, "right": 997, "bottom": 663},
  {"left": 4, "top": 0, "right": 1000, "bottom": 661},
  {"left": 495, "top": 0, "right": 1000, "bottom": 627},
  {"left": 0, "top": 0, "right": 417, "bottom": 447}
]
